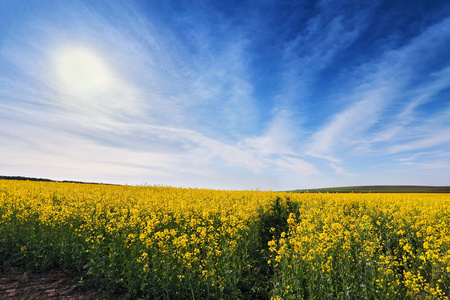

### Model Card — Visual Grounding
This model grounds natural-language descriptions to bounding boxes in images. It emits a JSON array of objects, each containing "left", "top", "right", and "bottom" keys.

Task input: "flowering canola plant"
[
  {"left": 268, "top": 193, "right": 450, "bottom": 299},
  {"left": 0, "top": 179, "right": 449, "bottom": 299}
]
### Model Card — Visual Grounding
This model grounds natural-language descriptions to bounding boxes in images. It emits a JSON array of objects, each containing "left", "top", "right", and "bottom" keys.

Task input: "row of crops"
[{"left": 0, "top": 180, "right": 449, "bottom": 299}]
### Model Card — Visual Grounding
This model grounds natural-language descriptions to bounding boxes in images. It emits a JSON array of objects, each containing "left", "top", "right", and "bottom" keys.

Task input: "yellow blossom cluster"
[
  {"left": 268, "top": 193, "right": 450, "bottom": 299},
  {"left": 1, "top": 180, "right": 449, "bottom": 299},
  {"left": 0, "top": 180, "right": 276, "bottom": 298}
]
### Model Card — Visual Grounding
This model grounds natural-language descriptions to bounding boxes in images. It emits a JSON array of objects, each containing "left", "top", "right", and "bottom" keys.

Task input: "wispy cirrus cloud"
[{"left": 304, "top": 15, "right": 450, "bottom": 176}]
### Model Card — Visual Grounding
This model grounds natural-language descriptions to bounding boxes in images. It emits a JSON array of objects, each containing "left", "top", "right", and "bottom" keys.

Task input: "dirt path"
[{"left": 0, "top": 268, "right": 116, "bottom": 299}]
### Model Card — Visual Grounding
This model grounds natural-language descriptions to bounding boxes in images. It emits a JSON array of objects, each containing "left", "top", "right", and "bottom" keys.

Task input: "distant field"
[
  {"left": 1, "top": 180, "right": 450, "bottom": 299},
  {"left": 291, "top": 185, "right": 450, "bottom": 193}
]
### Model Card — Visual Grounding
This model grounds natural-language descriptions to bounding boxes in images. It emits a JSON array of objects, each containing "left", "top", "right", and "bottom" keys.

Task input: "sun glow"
[{"left": 54, "top": 47, "right": 112, "bottom": 96}]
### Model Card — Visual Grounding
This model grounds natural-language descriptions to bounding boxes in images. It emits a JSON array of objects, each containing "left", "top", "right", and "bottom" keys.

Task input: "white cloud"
[
  {"left": 389, "top": 128, "right": 450, "bottom": 154},
  {"left": 330, "top": 164, "right": 359, "bottom": 177},
  {"left": 306, "top": 15, "right": 450, "bottom": 165},
  {"left": 307, "top": 88, "right": 389, "bottom": 159},
  {"left": 274, "top": 156, "right": 320, "bottom": 176}
]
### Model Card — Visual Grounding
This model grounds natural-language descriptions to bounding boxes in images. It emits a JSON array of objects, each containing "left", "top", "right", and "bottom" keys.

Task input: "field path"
[{"left": 0, "top": 268, "right": 115, "bottom": 299}]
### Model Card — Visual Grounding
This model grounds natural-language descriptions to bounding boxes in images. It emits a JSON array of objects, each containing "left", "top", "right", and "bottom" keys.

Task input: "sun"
[{"left": 54, "top": 47, "right": 112, "bottom": 96}]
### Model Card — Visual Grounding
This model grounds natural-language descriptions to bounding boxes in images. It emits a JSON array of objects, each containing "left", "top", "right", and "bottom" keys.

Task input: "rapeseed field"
[{"left": 0, "top": 180, "right": 449, "bottom": 299}]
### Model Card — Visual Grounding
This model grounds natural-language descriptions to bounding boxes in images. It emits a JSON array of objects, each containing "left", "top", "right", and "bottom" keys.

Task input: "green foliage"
[{"left": 1, "top": 181, "right": 449, "bottom": 299}]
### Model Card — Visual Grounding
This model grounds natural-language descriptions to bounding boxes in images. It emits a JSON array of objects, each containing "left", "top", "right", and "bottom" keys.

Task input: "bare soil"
[{"left": 0, "top": 268, "right": 117, "bottom": 300}]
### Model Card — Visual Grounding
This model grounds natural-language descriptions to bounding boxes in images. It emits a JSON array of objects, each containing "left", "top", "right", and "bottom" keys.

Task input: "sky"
[{"left": 1, "top": 0, "right": 450, "bottom": 190}]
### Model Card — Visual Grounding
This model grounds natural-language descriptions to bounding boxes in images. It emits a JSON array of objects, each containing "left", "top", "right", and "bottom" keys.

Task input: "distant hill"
[
  {"left": 0, "top": 175, "right": 56, "bottom": 182},
  {"left": 291, "top": 185, "right": 450, "bottom": 193},
  {"left": 2, "top": 177, "right": 449, "bottom": 193},
  {"left": 0, "top": 175, "right": 103, "bottom": 185}
]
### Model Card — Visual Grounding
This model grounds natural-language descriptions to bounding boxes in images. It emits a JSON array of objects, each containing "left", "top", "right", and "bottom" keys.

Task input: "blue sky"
[{"left": 1, "top": 0, "right": 450, "bottom": 190}]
